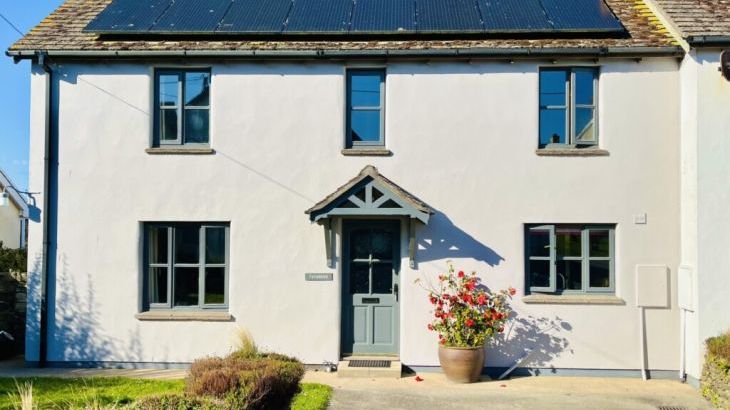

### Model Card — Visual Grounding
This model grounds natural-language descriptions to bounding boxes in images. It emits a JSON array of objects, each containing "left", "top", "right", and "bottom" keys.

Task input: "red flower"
[
  {"left": 477, "top": 294, "right": 487, "bottom": 305},
  {"left": 498, "top": 326, "right": 504, "bottom": 333},
  {"left": 465, "top": 318, "right": 475, "bottom": 327},
  {"left": 429, "top": 296, "right": 438, "bottom": 304},
  {"left": 458, "top": 271, "right": 465, "bottom": 278},
  {"left": 442, "top": 293, "right": 450, "bottom": 300},
  {"left": 465, "top": 280, "right": 476, "bottom": 291},
  {"left": 462, "top": 293, "right": 473, "bottom": 304},
  {"left": 509, "top": 287, "right": 516, "bottom": 296},
  {"left": 427, "top": 324, "right": 434, "bottom": 331},
  {"left": 440, "top": 338, "right": 446, "bottom": 345}
]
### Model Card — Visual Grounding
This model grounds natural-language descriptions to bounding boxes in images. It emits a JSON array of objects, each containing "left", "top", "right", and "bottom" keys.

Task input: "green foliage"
[
  {"left": 290, "top": 383, "right": 332, "bottom": 410},
  {"left": 702, "top": 331, "right": 730, "bottom": 409},
  {"left": 232, "top": 328, "right": 259, "bottom": 359},
  {"left": 707, "top": 331, "right": 730, "bottom": 367},
  {"left": 0, "top": 242, "right": 26, "bottom": 273},
  {"left": 0, "top": 377, "right": 185, "bottom": 410}
]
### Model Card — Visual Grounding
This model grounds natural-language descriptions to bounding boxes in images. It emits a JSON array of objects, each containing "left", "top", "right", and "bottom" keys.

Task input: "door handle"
[{"left": 394, "top": 283, "right": 399, "bottom": 302}]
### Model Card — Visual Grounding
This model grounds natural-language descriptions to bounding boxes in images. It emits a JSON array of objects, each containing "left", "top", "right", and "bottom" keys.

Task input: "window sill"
[
  {"left": 535, "top": 148, "right": 609, "bottom": 157},
  {"left": 135, "top": 311, "right": 233, "bottom": 321},
  {"left": 341, "top": 148, "right": 393, "bottom": 157},
  {"left": 522, "top": 294, "right": 625, "bottom": 305},
  {"left": 145, "top": 147, "right": 216, "bottom": 155}
]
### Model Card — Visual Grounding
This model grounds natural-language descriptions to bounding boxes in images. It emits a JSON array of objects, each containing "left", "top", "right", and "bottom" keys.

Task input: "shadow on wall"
[
  {"left": 489, "top": 314, "right": 573, "bottom": 372},
  {"left": 417, "top": 211, "right": 504, "bottom": 267}
]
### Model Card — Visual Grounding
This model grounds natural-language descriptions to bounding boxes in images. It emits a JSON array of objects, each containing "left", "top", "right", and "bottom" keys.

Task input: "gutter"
[
  {"left": 686, "top": 36, "right": 730, "bottom": 47},
  {"left": 7, "top": 46, "right": 684, "bottom": 60}
]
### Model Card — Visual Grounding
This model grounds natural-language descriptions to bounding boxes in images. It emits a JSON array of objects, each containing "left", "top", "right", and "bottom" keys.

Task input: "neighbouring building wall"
[
  {"left": 0, "top": 200, "right": 23, "bottom": 249},
  {"left": 26, "top": 58, "right": 682, "bottom": 370}
]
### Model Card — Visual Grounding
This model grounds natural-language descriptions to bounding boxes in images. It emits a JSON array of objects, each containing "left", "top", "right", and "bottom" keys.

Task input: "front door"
[{"left": 341, "top": 220, "right": 400, "bottom": 355}]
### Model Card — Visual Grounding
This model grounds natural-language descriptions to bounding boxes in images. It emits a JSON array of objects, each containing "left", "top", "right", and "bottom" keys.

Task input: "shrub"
[
  {"left": 0, "top": 241, "right": 26, "bottom": 273},
  {"left": 707, "top": 331, "right": 730, "bottom": 366},
  {"left": 187, "top": 353, "right": 304, "bottom": 410},
  {"left": 131, "top": 393, "right": 222, "bottom": 410},
  {"left": 702, "top": 331, "right": 730, "bottom": 409}
]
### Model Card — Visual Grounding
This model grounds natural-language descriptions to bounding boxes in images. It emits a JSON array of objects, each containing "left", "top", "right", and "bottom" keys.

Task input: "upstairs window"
[
  {"left": 154, "top": 69, "right": 211, "bottom": 146},
  {"left": 144, "top": 223, "right": 228, "bottom": 310},
  {"left": 346, "top": 69, "right": 385, "bottom": 148},
  {"left": 526, "top": 224, "right": 614, "bottom": 294},
  {"left": 539, "top": 68, "right": 598, "bottom": 149}
]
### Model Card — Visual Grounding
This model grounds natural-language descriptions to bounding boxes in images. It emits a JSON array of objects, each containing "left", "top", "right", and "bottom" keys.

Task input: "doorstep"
[{"left": 337, "top": 356, "right": 402, "bottom": 379}]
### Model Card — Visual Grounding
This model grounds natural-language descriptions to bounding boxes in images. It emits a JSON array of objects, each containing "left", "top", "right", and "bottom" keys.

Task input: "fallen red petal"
[
  {"left": 500, "top": 384, "right": 507, "bottom": 388},
  {"left": 415, "top": 376, "right": 424, "bottom": 382}
]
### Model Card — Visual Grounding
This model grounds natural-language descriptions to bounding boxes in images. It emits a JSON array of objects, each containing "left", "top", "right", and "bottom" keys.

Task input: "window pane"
[
  {"left": 159, "top": 109, "right": 178, "bottom": 141},
  {"left": 350, "top": 72, "right": 381, "bottom": 107},
  {"left": 589, "top": 230, "right": 610, "bottom": 257},
  {"left": 205, "top": 227, "right": 226, "bottom": 264},
  {"left": 590, "top": 260, "right": 611, "bottom": 288},
  {"left": 371, "top": 229, "right": 393, "bottom": 260},
  {"left": 204, "top": 267, "right": 225, "bottom": 304},
  {"left": 175, "top": 226, "right": 199, "bottom": 264},
  {"left": 149, "top": 267, "right": 167, "bottom": 304},
  {"left": 174, "top": 267, "right": 199, "bottom": 306},
  {"left": 372, "top": 263, "right": 393, "bottom": 294},
  {"left": 539, "top": 108, "right": 566, "bottom": 147},
  {"left": 350, "top": 263, "right": 369, "bottom": 294},
  {"left": 184, "top": 109, "right": 209, "bottom": 144},
  {"left": 557, "top": 260, "right": 582, "bottom": 290},
  {"left": 556, "top": 228, "right": 582, "bottom": 257},
  {"left": 529, "top": 259, "right": 550, "bottom": 288},
  {"left": 575, "top": 107, "right": 596, "bottom": 143},
  {"left": 350, "top": 110, "right": 381, "bottom": 143},
  {"left": 158, "top": 74, "right": 179, "bottom": 107},
  {"left": 185, "top": 72, "right": 210, "bottom": 107},
  {"left": 149, "top": 227, "right": 168, "bottom": 264},
  {"left": 575, "top": 70, "right": 596, "bottom": 105},
  {"left": 528, "top": 229, "right": 550, "bottom": 257},
  {"left": 539, "top": 70, "right": 567, "bottom": 107}
]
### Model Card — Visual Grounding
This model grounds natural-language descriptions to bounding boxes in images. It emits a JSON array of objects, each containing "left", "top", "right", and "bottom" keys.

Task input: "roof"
[
  {"left": 8, "top": 0, "right": 680, "bottom": 58},
  {"left": 306, "top": 165, "right": 434, "bottom": 223},
  {"left": 0, "top": 168, "right": 29, "bottom": 218},
  {"left": 653, "top": 0, "right": 730, "bottom": 42}
]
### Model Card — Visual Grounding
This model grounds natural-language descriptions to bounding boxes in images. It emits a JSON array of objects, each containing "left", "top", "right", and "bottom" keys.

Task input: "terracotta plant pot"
[{"left": 438, "top": 345, "right": 485, "bottom": 383}]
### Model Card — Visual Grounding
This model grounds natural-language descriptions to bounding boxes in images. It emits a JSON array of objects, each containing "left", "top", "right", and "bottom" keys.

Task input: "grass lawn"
[{"left": 0, "top": 377, "right": 332, "bottom": 409}]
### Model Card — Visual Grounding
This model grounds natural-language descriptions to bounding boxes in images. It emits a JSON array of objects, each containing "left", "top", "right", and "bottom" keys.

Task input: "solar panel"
[
  {"left": 85, "top": 0, "right": 171, "bottom": 32},
  {"left": 284, "top": 0, "right": 352, "bottom": 33},
  {"left": 150, "top": 0, "right": 232, "bottom": 32},
  {"left": 218, "top": 0, "right": 292, "bottom": 33},
  {"left": 416, "top": 0, "right": 483, "bottom": 33},
  {"left": 350, "top": 0, "right": 415, "bottom": 33},
  {"left": 479, "top": 0, "right": 552, "bottom": 32},
  {"left": 83, "top": 0, "right": 626, "bottom": 35},
  {"left": 541, "top": 0, "right": 624, "bottom": 31}
]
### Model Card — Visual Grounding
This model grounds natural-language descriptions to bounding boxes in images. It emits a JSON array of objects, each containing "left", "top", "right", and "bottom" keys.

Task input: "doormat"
[{"left": 348, "top": 360, "right": 391, "bottom": 368}]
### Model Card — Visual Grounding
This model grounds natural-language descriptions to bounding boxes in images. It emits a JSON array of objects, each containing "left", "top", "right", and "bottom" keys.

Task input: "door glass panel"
[
  {"left": 175, "top": 226, "right": 199, "bottom": 263},
  {"left": 371, "top": 229, "right": 393, "bottom": 260},
  {"left": 204, "top": 267, "right": 225, "bottom": 304},
  {"left": 557, "top": 260, "right": 582, "bottom": 290},
  {"left": 149, "top": 227, "right": 168, "bottom": 264},
  {"left": 371, "top": 263, "right": 393, "bottom": 294},
  {"left": 205, "top": 227, "right": 226, "bottom": 264},
  {"left": 590, "top": 260, "right": 610, "bottom": 288},
  {"left": 350, "top": 230, "right": 370, "bottom": 260},
  {"left": 350, "top": 263, "right": 369, "bottom": 294},
  {"left": 529, "top": 259, "right": 550, "bottom": 288},
  {"left": 528, "top": 229, "right": 550, "bottom": 257},
  {"left": 174, "top": 267, "right": 199, "bottom": 306},
  {"left": 149, "top": 267, "right": 167, "bottom": 304},
  {"left": 589, "top": 230, "right": 610, "bottom": 257},
  {"left": 556, "top": 228, "right": 582, "bottom": 257}
]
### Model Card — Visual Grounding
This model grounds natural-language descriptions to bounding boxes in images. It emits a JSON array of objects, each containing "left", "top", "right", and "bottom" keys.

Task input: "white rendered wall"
[
  {"left": 0, "top": 199, "right": 22, "bottom": 249},
  {"left": 25, "top": 58, "right": 682, "bottom": 371}
]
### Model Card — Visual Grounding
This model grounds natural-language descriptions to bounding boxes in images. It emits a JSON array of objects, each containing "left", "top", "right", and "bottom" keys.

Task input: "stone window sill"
[
  {"left": 135, "top": 311, "right": 233, "bottom": 321},
  {"left": 522, "top": 294, "right": 625, "bottom": 305},
  {"left": 535, "top": 148, "right": 609, "bottom": 157},
  {"left": 145, "top": 147, "right": 216, "bottom": 155},
  {"left": 341, "top": 148, "right": 393, "bottom": 157}
]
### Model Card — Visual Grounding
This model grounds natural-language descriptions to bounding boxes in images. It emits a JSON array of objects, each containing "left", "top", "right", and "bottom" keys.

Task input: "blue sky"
[{"left": 0, "top": 1, "right": 64, "bottom": 191}]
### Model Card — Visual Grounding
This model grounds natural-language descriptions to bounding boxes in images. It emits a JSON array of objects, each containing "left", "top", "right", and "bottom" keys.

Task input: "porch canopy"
[{"left": 305, "top": 165, "right": 434, "bottom": 268}]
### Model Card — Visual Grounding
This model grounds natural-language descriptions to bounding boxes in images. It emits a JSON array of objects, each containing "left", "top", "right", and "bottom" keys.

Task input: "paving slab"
[
  {"left": 303, "top": 371, "right": 712, "bottom": 410},
  {"left": 0, "top": 358, "right": 187, "bottom": 380}
]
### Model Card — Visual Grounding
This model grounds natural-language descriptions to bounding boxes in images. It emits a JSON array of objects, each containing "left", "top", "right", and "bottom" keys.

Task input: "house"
[
  {"left": 0, "top": 168, "right": 28, "bottom": 249},
  {"left": 643, "top": 0, "right": 730, "bottom": 387},
  {"left": 8, "top": 0, "right": 724, "bottom": 383}
]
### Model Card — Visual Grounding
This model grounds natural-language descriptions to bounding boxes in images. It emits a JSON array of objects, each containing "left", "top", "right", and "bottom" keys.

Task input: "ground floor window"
[
  {"left": 526, "top": 224, "right": 614, "bottom": 294},
  {"left": 144, "top": 222, "right": 228, "bottom": 310}
]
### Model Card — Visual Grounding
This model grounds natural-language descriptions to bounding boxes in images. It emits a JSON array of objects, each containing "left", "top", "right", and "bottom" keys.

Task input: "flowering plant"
[{"left": 421, "top": 264, "right": 515, "bottom": 348}]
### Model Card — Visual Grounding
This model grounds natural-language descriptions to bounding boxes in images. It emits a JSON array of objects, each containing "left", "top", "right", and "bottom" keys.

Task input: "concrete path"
[
  {"left": 303, "top": 371, "right": 712, "bottom": 410},
  {"left": 0, "top": 358, "right": 187, "bottom": 380}
]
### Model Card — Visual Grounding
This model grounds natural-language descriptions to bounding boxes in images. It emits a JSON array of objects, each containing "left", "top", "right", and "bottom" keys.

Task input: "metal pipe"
[{"left": 38, "top": 51, "right": 53, "bottom": 367}]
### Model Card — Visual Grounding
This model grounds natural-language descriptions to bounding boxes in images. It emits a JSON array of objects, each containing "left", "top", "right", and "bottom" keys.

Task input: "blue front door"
[{"left": 341, "top": 220, "right": 400, "bottom": 355}]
